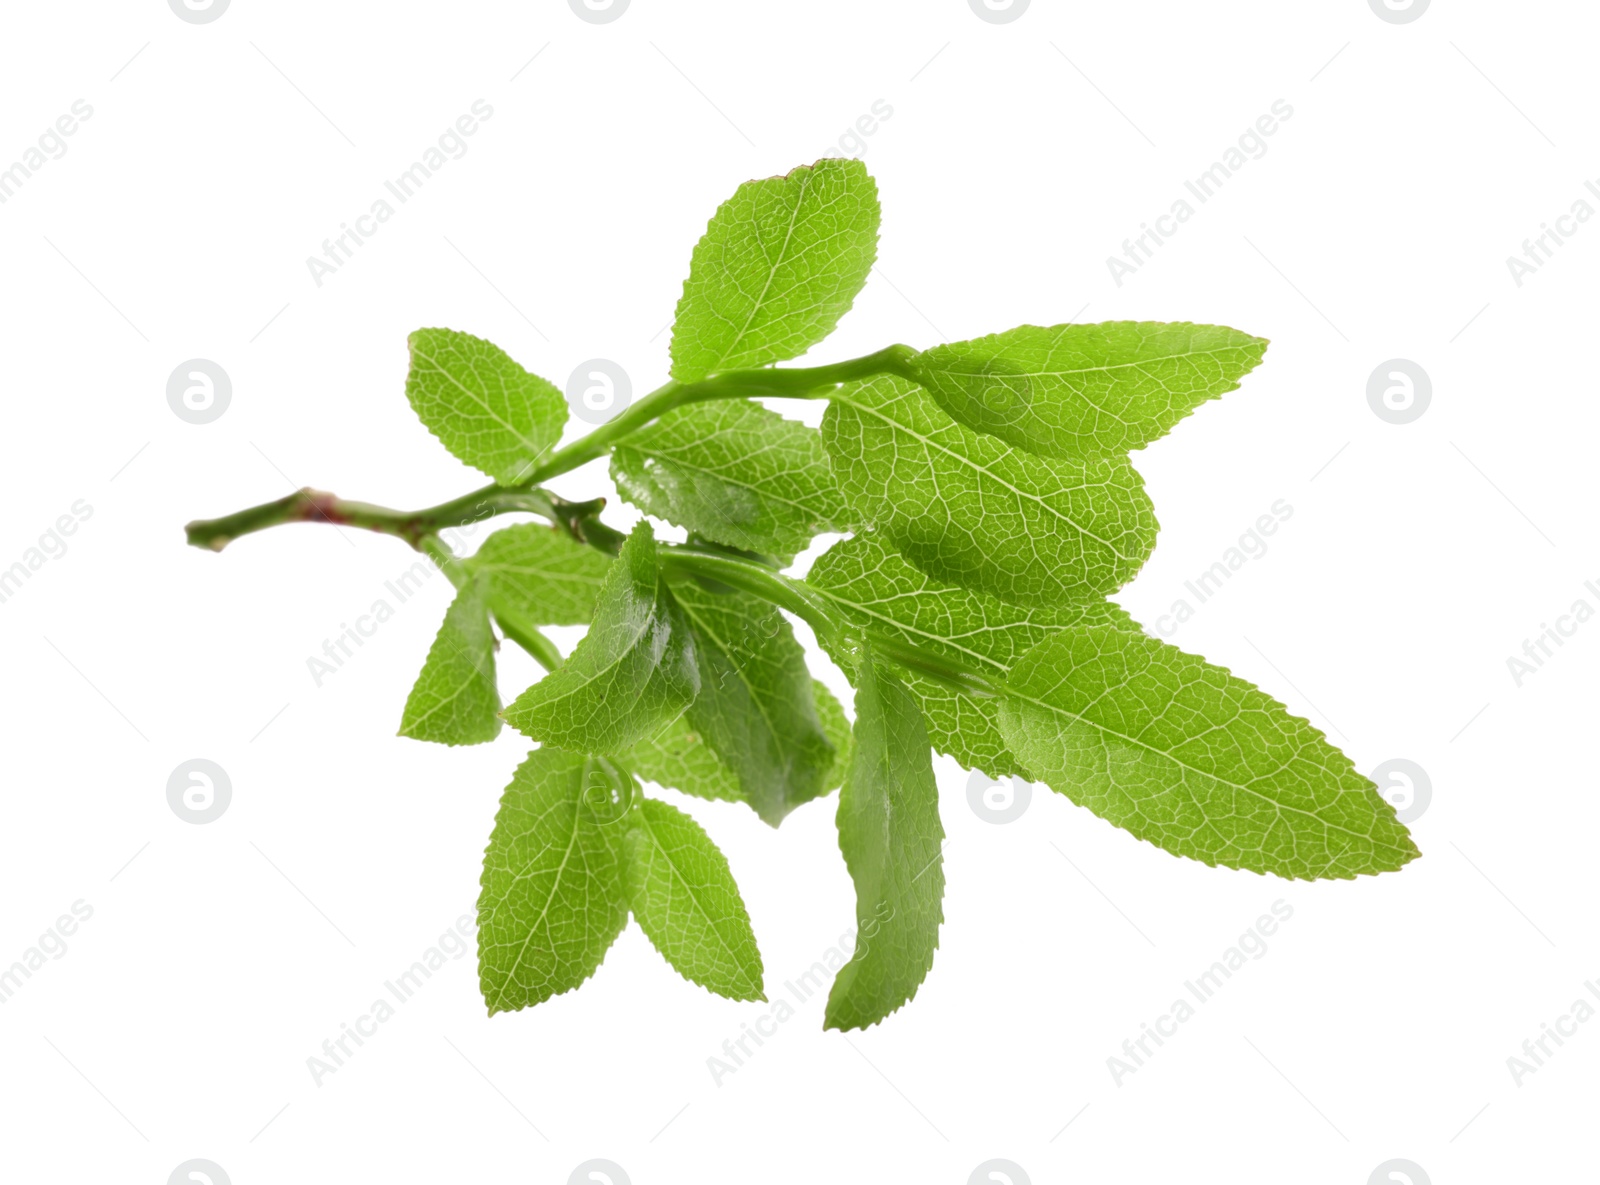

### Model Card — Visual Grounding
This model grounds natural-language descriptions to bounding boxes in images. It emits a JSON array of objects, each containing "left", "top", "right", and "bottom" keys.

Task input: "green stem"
[
  {"left": 489, "top": 610, "right": 565, "bottom": 673},
  {"left": 661, "top": 549, "right": 844, "bottom": 642},
  {"left": 524, "top": 344, "right": 916, "bottom": 484},
  {"left": 185, "top": 486, "right": 597, "bottom": 553},
  {"left": 689, "top": 344, "right": 918, "bottom": 400},
  {"left": 418, "top": 533, "right": 564, "bottom": 673},
  {"left": 185, "top": 346, "right": 917, "bottom": 554},
  {"left": 524, "top": 378, "right": 688, "bottom": 483},
  {"left": 185, "top": 344, "right": 972, "bottom": 685},
  {"left": 417, "top": 535, "right": 469, "bottom": 587}
]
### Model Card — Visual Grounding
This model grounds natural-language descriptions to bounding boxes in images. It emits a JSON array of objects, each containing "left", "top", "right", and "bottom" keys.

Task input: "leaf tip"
[
  {"left": 404, "top": 327, "right": 436, "bottom": 359},
  {"left": 821, "top": 1004, "right": 889, "bottom": 1033},
  {"left": 733, "top": 980, "right": 768, "bottom": 1005}
]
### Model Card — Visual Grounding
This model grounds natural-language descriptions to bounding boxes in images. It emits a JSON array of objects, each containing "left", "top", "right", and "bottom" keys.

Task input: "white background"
[{"left": 1, "top": 1, "right": 1593, "bottom": 1182}]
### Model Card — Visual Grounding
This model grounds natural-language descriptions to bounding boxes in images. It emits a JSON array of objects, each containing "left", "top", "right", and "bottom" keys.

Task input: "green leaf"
[
  {"left": 478, "top": 748, "right": 632, "bottom": 1013},
  {"left": 398, "top": 576, "right": 501, "bottom": 746},
  {"left": 813, "top": 678, "right": 852, "bottom": 794},
  {"left": 625, "top": 712, "right": 743, "bottom": 805},
  {"left": 503, "top": 523, "right": 698, "bottom": 753},
  {"left": 626, "top": 678, "right": 849, "bottom": 809},
  {"left": 611, "top": 400, "right": 850, "bottom": 556},
  {"left": 406, "top": 328, "right": 567, "bottom": 485},
  {"left": 624, "top": 797, "right": 765, "bottom": 1001},
  {"left": 675, "top": 582, "right": 836, "bottom": 827},
  {"left": 468, "top": 523, "right": 612, "bottom": 626},
  {"left": 822, "top": 375, "right": 1157, "bottom": 607},
  {"left": 906, "top": 322, "right": 1268, "bottom": 458},
  {"left": 825, "top": 655, "right": 944, "bottom": 1031},
  {"left": 997, "top": 628, "right": 1421, "bottom": 880},
  {"left": 806, "top": 532, "right": 1137, "bottom": 777},
  {"left": 671, "top": 159, "right": 880, "bottom": 382}
]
